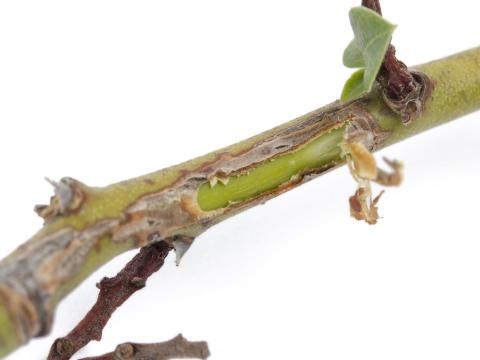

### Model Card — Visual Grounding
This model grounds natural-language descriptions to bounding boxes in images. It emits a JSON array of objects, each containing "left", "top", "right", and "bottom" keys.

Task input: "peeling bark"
[{"left": 35, "top": 178, "right": 88, "bottom": 221}]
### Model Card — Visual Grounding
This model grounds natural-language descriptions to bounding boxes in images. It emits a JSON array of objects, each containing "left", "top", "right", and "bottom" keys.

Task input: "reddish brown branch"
[
  {"left": 78, "top": 334, "right": 210, "bottom": 360},
  {"left": 361, "top": 0, "right": 382, "bottom": 14},
  {"left": 47, "top": 241, "right": 172, "bottom": 360},
  {"left": 361, "top": 0, "right": 427, "bottom": 124}
]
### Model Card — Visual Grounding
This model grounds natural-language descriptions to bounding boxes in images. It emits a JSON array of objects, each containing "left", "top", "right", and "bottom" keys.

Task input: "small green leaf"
[
  {"left": 341, "top": 69, "right": 366, "bottom": 101},
  {"left": 341, "top": 7, "right": 396, "bottom": 101},
  {"left": 343, "top": 40, "right": 364, "bottom": 68}
]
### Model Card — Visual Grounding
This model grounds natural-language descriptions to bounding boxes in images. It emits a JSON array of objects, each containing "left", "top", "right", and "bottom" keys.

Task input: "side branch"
[
  {"left": 47, "top": 241, "right": 172, "bottom": 360},
  {"left": 79, "top": 334, "right": 210, "bottom": 360}
]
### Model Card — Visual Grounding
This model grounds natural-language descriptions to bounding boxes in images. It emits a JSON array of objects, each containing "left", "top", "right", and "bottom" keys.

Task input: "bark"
[{"left": 0, "top": 47, "right": 479, "bottom": 358}]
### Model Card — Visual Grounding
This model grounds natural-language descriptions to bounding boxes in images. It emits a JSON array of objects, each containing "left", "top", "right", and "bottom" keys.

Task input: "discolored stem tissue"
[
  {"left": 79, "top": 334, "right": 210, "bottom": 360},
  {"left": 47, "top": 241, "right": 172, "bottom": 360}
]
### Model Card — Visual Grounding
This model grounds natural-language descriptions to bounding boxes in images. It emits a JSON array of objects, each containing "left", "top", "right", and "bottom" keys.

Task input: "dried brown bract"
[
  {"left": 342, "top": 121, "right": 403, "bottom": 224},
  {"left": 349, "top": 188, "right": 384, "bottom": 225}
]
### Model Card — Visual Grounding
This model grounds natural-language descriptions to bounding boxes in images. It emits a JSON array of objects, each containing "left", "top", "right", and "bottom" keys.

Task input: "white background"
[{"left": 0, "top": 1, "right": 479, "bottom": 359}]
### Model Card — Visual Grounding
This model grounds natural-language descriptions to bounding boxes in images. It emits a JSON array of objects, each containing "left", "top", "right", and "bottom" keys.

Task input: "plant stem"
[{"left": 0, "top": 47, "right": 479, "bottom": 358}]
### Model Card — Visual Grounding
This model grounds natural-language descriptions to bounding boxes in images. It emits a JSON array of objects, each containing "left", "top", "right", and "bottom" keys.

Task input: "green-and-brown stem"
[{"left": 0, "top": 47, "right": 479, "bottom": 358}]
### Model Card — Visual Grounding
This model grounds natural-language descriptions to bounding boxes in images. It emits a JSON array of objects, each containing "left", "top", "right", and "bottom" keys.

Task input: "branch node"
[
  {"left": 79, "top": 334, "right": 210, "bottom": 360},
  {"left": 115, "top": 343, "right": 135, "bottom": 359},
  {"left": 35, "top": 177, "right": 87, "bottom": 221},
  {"left": 130, "top": 277, "right": 146, "bottom": 288},
  {"left": 380, "top": 70, "right": 434, "bottom": 125},
  {"left": 55, "top": 338, "right": 74, "bottom": 357}
]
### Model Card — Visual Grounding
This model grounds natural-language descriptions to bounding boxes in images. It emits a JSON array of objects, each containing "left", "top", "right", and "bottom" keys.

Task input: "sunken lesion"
[
  {"left": 195, "top": 102, "right": 376, "bottom": 212},
  {"left": 208, "top": 101, "right": 389, "bottom": 212}
]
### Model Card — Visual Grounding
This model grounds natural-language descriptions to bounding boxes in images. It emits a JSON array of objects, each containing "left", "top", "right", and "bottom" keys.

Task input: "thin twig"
[
  {"left": 47, "top": 241, "right": 172, "bottom": 360},
  {"left": 78, "top": 334, "right": 210, "bottom": 360}
]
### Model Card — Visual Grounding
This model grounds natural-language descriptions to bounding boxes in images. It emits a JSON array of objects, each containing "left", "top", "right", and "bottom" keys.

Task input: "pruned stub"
[{"left": 34, "top": 177, "right": 87, "bottom": 222}]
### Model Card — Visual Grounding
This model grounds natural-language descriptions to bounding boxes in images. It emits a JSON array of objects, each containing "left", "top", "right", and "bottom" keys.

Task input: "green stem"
[
  {"left": 197, "top": 127, "right": 344, "bottom": 210},
  {"left": 0, "top": 47, "right": 479, "bottom": 358}
]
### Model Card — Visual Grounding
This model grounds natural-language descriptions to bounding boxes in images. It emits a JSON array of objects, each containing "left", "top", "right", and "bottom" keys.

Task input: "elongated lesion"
[{"left": 196, "top": 101, "right": 378, "bottom": 212}]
